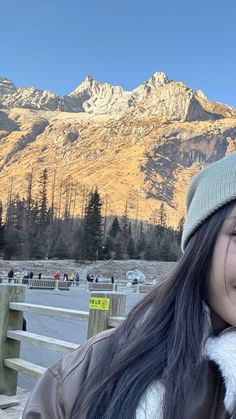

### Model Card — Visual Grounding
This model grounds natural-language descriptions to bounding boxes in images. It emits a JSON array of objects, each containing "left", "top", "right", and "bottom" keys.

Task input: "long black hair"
[{"left": 71, "top": 201, "right": 235, "bottom": 419}]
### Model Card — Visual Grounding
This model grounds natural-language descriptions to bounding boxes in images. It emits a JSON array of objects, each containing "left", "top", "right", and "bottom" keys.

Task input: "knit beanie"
[{"left": 181, "top": 152, "right": 236, "bottom": 251}]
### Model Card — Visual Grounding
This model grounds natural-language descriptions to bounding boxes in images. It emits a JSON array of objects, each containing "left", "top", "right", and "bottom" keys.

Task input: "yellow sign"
[{"left": 89, "top": 297, "right": 110, "bottom": 311}]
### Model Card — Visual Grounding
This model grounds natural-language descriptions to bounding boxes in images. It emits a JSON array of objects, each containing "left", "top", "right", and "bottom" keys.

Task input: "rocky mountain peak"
[
  {"left": 132, "top": 72, "right": 169, "bottom": 98},
  {"left": 0, "top": 77, "right": 17, "bottom": 96},
  {"left": 70, "top": 76, "right": 101, "bottom": 94},
  {"left": 69, "top": 75, "right": 124, "bottom": 97},
  {"left": 84, "top": 75, "right": 94, "bottom": 82},
  {"left": 65, "top": 76, "right": 126, "bottom": 113},
  {"left": 0, "top": 73, "right": 234, "bottom": 121},
  {"left": 195, "top": 89, "right": 207, "bottom": 99},
  {"left": 147, "top": 71, "right": 169, "bottom": 87}
]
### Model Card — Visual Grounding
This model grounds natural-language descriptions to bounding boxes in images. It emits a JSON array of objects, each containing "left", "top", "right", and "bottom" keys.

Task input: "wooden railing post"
[
  {"left": 0, "top": 284, "right": 25, "bottom": 395},
  {"left": 87, "top": 291, "right": 126, "bottom": 339}
]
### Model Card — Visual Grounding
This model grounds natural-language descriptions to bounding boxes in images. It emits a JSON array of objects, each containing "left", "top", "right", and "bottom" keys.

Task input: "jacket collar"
[
  {"left": 203, "top": 304, "right": 236, "bottom": 415},
  {"left": 136, "top": 304, "right": 236, "bottom": 418}
]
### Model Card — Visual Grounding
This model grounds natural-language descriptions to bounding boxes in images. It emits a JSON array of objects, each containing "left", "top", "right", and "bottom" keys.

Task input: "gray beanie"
[{"left": 181, "top": 152, "right": 236, "bottom": 251}]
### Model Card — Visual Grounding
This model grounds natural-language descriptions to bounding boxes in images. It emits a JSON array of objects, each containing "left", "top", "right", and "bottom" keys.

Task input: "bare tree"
[
  {"left": 26, "top": 169, "right": 33, "bottom": 213},
  {"left": 50, "top": 169, "right": 57, "bottom": 222}
]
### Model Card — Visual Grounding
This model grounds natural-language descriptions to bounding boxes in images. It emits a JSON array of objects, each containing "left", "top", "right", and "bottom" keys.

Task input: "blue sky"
[{"left": 1, "top": 0, "right": 236, "bottom": 107}]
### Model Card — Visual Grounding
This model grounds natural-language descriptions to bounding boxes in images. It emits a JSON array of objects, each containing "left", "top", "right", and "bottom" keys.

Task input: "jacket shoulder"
[
  {"left": 23, "top": 329, "right": 114, "bottom": 419},
  {"left": 53, "top": 328, "right": 114, "bottom": 383}
]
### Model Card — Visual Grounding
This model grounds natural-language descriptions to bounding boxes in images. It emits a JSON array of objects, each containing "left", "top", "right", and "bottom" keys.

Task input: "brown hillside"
[{"left": 0, "top": 73, "right": 236, "bottom": 227}]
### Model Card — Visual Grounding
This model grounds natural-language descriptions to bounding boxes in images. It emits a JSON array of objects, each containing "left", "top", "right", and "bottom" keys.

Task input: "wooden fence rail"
[
  {"left": 0, "top": 284, "right": 125, "bottom": 396},
  {"left": 9, "top": 302, "right": 89, "bottom": 320}
]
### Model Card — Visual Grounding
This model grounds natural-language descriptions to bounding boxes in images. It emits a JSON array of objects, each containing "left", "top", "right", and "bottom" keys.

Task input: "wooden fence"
[
  {"left": 0, "top": 276, "right": 154, "bottom": 294},
  {"left": 0, "top": 284, "right": 126, "bottom": 396},
  {"left": 28, "top": 279, "right": 71, "bottom": 290}
]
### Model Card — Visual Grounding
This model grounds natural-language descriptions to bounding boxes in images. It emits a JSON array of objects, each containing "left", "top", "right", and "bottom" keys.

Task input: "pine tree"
[
  {"left": 31, "top": 169, "right": 50, "bottom": 258},
  {"left": 38, "top": 168, "right": 48, "bottom": 228},
  {"left": 159, "top": 233, "right": 170, "bottom": 261},
  {"left": 26, "top": 169, "right": 33, "bottom": 215},
  {"left": 121, "top": 201, "right": 129, "bottom": 238},
  {"left": 102, "top": 236, "right": 113, "bottom": 259},
  {"left": 3, "top": 229, "right": 21, "bottom": 259},
  {"left": 81, "top": 188, "right": 103, "bottom": 261},
  {"left": 127, "top": 237, "right": 135, "bottom": 259},
  {"left": 136, "top": 221, "right": 146, "bottom": 259},
  {"left": 3, "top": 195, "right": 28, "bottom": 259},
  {"left": 50, "top": 169, "right": 57, "bottom": 222},
  {"left": 177, "top": 216, "right": 185, "bottom": 244},
  {"left": 158, "top": 203, "right": 167, "bottom": 228},
  {"left": 109, "top": 217, "right": 121, "bottom": 238},
  {"left": 127, "top": 221, "right": 132, "bottom": 238},
  {"left": 145, "top": 237, "right": 160, "bottom": 261},
  {"left": 113, "top": 230, "right": 126, "bottom": 259},
  {"left": 50, "top": 233, "right": 70, "bottom": 259}
]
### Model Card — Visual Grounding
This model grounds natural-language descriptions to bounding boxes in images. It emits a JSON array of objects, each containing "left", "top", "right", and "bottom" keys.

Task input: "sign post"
[{"left": 87, "top": 291, "right": 126, "bottom": 339}]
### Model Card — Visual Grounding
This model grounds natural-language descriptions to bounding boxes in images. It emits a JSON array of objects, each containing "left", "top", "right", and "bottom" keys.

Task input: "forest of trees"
[{"left": 0, "top": 169, "right": 184, "bottom": 261}]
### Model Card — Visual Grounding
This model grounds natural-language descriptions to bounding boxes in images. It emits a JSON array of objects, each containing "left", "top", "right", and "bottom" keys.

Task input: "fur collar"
[
  {"left": 136, "top": 328, "right": 236, "bottom": 418},
  {"left": 204, "top": 327, "right": 236, "bottom": 414}
]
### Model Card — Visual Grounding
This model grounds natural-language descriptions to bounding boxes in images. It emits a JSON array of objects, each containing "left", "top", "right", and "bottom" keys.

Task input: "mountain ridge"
[
  {"left": 1, "top": 72, "right": 235, "bottom": 121},
  {"left": 0, "top": 72, "right": 236, "bottom": 227}
]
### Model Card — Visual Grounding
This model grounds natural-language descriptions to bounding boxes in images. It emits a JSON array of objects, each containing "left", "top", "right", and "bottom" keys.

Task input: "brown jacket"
[{"left": 22, "top": 328, "right": 236, "bottom": 419}]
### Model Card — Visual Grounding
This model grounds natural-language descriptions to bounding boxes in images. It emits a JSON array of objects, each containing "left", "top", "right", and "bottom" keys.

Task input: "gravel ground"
[{"left": 0, "top": 258, "right": 175, "bottom": 282}]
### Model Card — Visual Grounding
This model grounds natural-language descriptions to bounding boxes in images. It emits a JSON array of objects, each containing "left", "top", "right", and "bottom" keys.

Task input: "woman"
[{"left": 23, "top": 152, "right": 236, "bottom": 419}]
